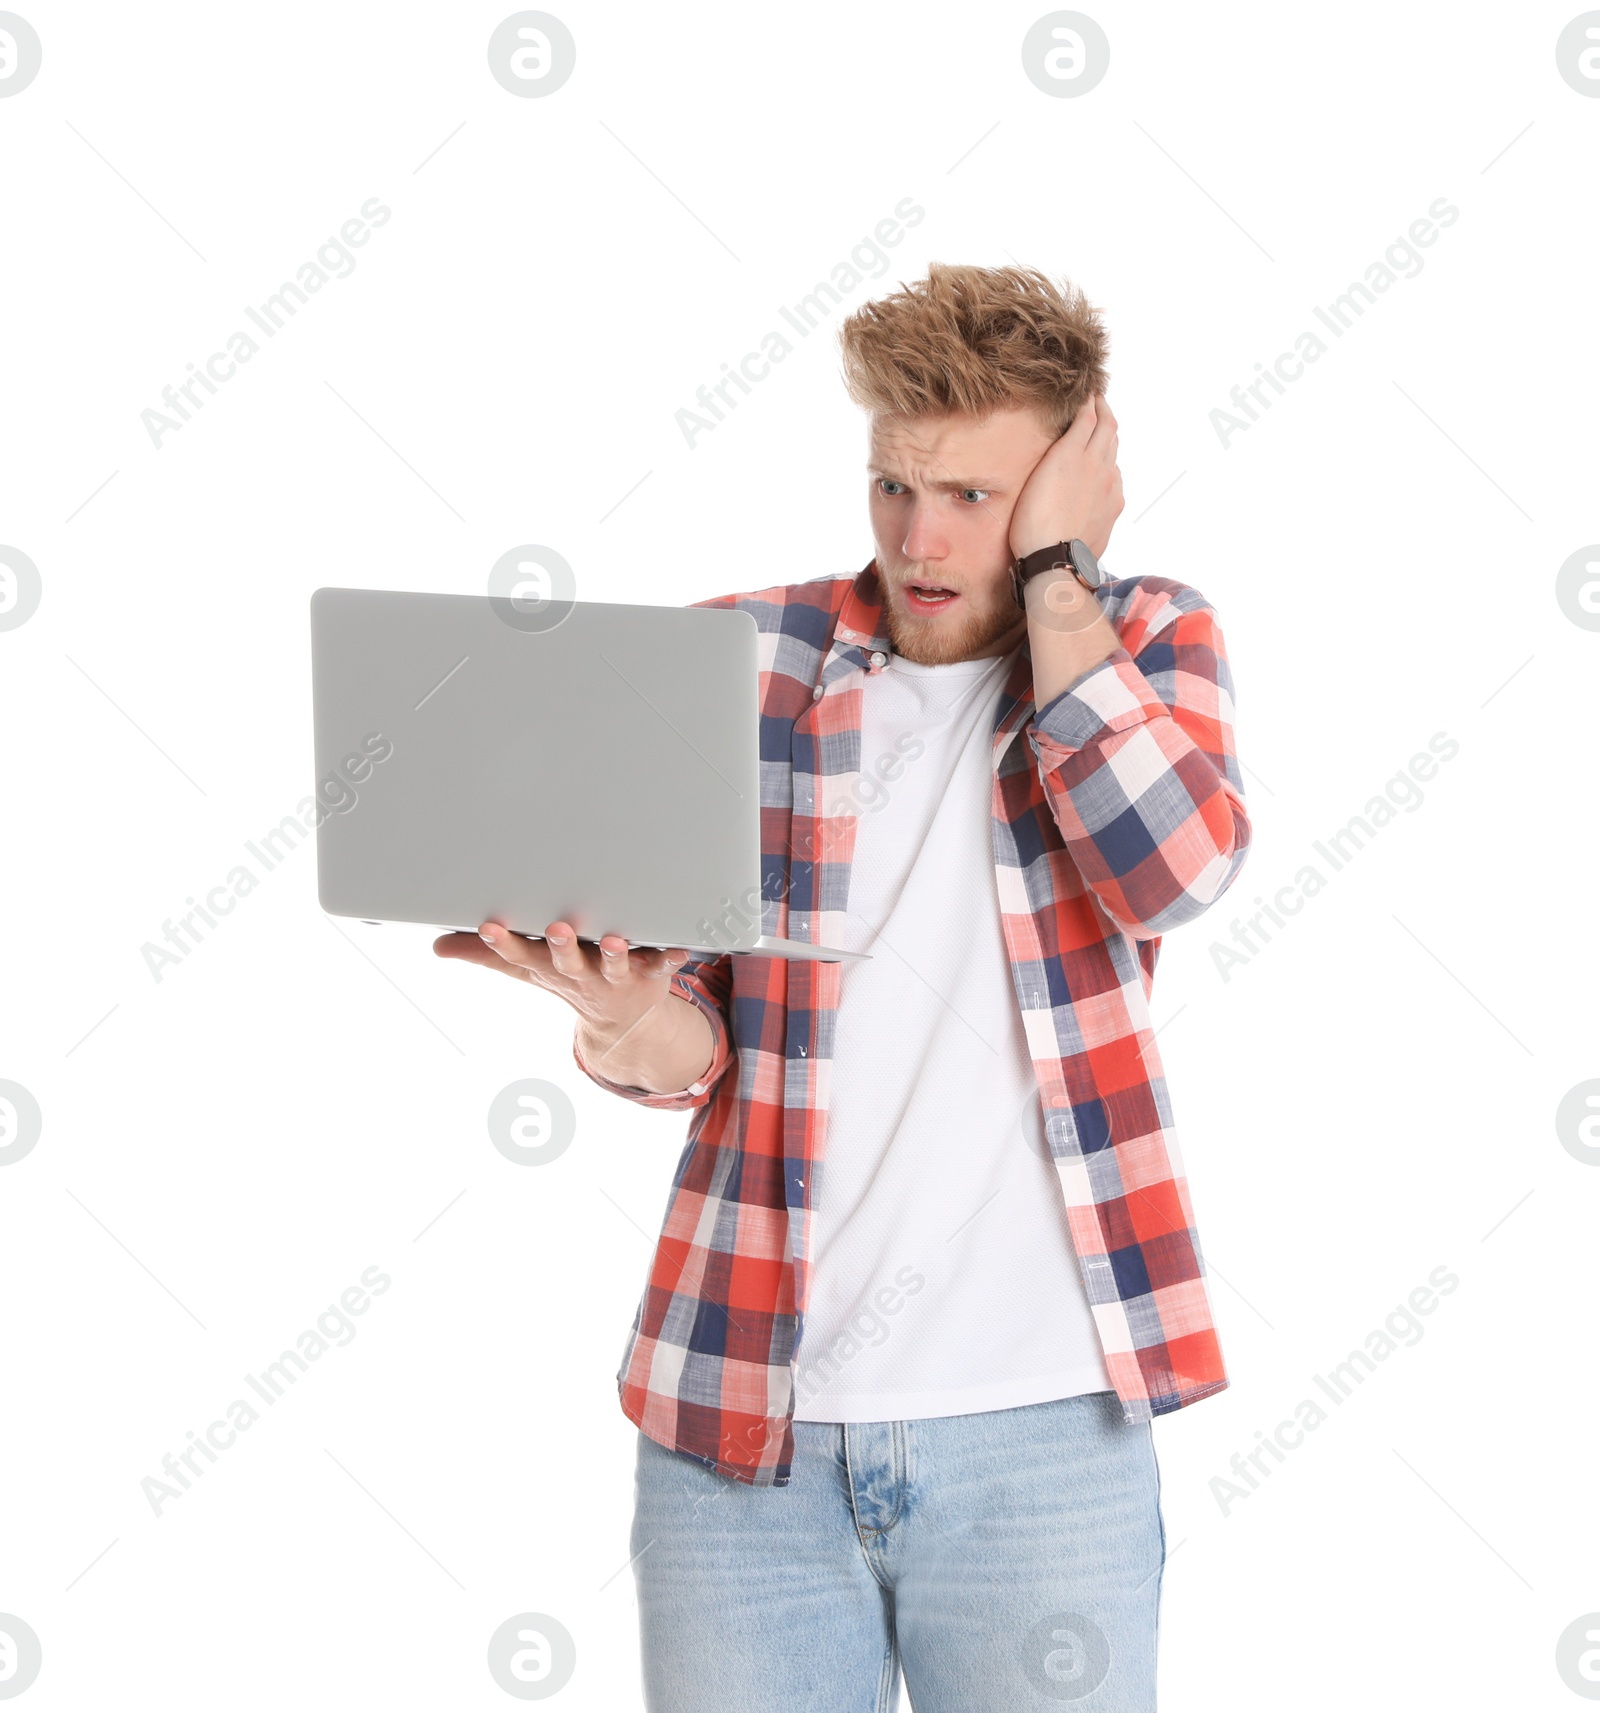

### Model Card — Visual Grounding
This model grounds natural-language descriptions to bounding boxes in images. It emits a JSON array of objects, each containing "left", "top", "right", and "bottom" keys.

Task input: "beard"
[{"left": 880, "top": 572, "right": 1026, "bottom": 666}]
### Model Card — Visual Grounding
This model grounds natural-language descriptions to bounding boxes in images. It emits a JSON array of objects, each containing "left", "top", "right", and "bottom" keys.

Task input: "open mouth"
[{"left": 903, "top": 580, "right": 960, "bottom": 614}]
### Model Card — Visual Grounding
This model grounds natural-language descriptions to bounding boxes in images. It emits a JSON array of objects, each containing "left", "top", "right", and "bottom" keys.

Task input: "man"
[{"left": 437, "top": 264, "right": 1251, "bottom": 1711}]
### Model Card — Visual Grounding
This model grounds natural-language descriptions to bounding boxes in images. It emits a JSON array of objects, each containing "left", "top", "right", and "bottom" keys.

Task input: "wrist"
[
  {"left": 1011, "top": 525, "right": 1083, "bottom": 563},
  {"left": 577, "top": 992, "right": 711, "bottom": 1093},
  {"left": 1022, "top": 565, "right": 1083, "bottom": 610},
  {"left": 1010, "top": 537, "right": 1106, "bottom": 615},
  {"left": 1026, "top": 572, "right": 1106, "bottom": 642}
]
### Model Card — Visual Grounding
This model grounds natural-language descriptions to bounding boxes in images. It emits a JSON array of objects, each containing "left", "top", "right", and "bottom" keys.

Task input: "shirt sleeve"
[
  {"left": 570, "top": 953, "right": 737, "bottom": 1111},
  {"left": 1026, "top": 600, "right": 1251, "bottom": 941}
]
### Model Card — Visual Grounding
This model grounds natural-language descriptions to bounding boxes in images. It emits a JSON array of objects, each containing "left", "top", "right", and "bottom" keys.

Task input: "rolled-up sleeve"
[
  {"left": 1027, "top": 602, "right": 1251, "bottom": 940},
  {"left": 571, "top": 953, "right": 737, "bottom": 1111}
]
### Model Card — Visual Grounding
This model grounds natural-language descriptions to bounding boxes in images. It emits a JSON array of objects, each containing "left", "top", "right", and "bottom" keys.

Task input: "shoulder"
[
  {"left": 691, "top": 572, "right": 852, "bottom": 637},
  {"left": 692, "top": 572, "right": 858, "bottom": 688},
  {"left": 690, "top": 571, "right": 862, "bottom": 714}
]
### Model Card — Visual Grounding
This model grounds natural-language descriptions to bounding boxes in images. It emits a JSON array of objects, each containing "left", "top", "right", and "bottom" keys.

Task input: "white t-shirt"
[{"left": 793, "top": 648, "right": 1113, "bottom": 1422}]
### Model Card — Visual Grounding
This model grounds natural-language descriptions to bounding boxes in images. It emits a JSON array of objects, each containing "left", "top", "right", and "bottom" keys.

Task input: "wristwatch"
[{"left": 1011, "top": 538, "right": 1104, "bottom": 611}]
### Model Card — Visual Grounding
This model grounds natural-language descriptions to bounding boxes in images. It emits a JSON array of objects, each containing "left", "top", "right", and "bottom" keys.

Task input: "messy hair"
[{"left": 838, "top": 263, "right": 1108, "bottom": 436}]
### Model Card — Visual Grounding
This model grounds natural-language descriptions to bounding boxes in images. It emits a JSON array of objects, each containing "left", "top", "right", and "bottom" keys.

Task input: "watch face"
[{"left": 1070, "top": 539, "right": 1104, "bottom": 588}]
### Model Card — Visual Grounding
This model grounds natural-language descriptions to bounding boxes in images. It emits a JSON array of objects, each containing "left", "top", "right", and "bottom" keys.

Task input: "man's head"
[{"left": 839, "top": 264, "right": 1108, "bottom": 665}]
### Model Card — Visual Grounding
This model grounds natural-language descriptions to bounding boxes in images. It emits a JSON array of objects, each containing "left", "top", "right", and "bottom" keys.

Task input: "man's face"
[{"left": 867, "top": 405, "right": 1056, "bottom": 665}]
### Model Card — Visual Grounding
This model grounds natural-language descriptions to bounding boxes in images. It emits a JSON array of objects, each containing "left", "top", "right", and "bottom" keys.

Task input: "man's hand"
[
  {"left": 1008, "top": 393, "right": 1124, "bottom": 562},
  {"left": 434, "top": 919, "right": 716, "bottom": 1095},
  {"left": 1009, "top": 394, "right": 1125, "bottom": 706}
]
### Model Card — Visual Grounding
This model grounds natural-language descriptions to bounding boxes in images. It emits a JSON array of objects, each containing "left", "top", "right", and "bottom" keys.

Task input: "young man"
[{"left": 437, "top": 265, "right": 1251, "bottom": 1711}]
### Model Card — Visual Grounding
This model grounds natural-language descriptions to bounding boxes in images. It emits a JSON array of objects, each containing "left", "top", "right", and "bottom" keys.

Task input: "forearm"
[
  {"left": 574, "top": 991, "right": 717, "bottom": 1095},
  {"left": 1023, "top": 571, "right": 1120, "bottom": 706}
]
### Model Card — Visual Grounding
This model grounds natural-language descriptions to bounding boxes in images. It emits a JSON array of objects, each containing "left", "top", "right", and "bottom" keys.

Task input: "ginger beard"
[{"left": 878, "top": 565, "right": 1024, "bottom": 665}]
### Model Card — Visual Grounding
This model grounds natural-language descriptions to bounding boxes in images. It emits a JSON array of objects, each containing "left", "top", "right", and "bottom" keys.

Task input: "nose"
[{"left": 901, "top": 502, "right": 948, "bottom": 566}]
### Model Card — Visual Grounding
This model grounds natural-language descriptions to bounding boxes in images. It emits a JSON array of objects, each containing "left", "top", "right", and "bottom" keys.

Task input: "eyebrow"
[{"left": 866, "top": 463, "right": 1006, "bottom": 490}]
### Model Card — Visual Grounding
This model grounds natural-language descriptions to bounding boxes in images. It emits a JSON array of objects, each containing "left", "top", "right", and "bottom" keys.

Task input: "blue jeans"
[{"left": 631, "top": 1391, "right": 1165, "bottom": 1711}]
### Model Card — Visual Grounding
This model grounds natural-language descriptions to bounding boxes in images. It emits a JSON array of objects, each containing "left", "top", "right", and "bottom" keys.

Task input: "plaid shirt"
[{"left": 576, "top": 563, "right": 1251, "bottom": 1487}]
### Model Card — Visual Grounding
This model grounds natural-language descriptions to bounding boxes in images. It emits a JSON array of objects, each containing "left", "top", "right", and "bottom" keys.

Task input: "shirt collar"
[
  {"left": 830, "top": 561, "right": 893, "bottom": 660},
  {"left": 828, "top": 561, "right": 1039, "bottom": 745}
]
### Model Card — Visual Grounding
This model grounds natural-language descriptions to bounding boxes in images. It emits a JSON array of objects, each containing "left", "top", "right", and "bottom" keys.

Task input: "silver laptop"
[{"left": 309, "top": 587, "right": 863, "bottom": 961}]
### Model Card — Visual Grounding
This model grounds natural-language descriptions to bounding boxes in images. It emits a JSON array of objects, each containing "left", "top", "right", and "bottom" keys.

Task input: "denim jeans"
[{"left": 631, "top": 1390, "right": 1165, "bottom": 1711}]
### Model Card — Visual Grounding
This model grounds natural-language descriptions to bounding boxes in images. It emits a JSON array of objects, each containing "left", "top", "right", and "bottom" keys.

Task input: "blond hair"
[{"left": 839, "top": 263, "right": 1108, "bottom": 436}]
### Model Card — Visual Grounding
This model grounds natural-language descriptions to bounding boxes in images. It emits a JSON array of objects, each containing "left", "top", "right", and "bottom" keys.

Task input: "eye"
[
  {"left": 959, "top": 488, "right": 990, "bottom": 505},
  {"left": 876, "top": 478, "right": 907, "bottom": 497}
]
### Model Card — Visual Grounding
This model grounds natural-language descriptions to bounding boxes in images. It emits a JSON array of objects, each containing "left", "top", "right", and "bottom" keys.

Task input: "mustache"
[{"left": 893, "top": 572, "right": 967, "bottom": 593}]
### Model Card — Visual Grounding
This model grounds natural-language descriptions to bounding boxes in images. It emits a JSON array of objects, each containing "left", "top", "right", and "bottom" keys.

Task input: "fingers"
[
  {"left": 433, "top": 930, "right": 500, "bottom": 965},
  {"left": 433, "top": 929, "right": 541, "bottom": 983},
  {"left": 540, "top": 921, "right": 591, "bottom": 981},
  {"left": 1087, "top": 393, "right": 1118, "bottom": 455},
  {"left": 445, "top": 921, "right": 686, "bottom": 992},
  {"left": 592, "top": 936, "right": 685, "bottom": 983},
  {"left": 639, "top": 946, "right": 690, "bottom": 981},
  {"left": 475, "top": 919, "right": 551, "bottom": 975},
  {"left": 1066, "top": 394, "right": 1098, "bottom": 445},
  {"left": 597, "top": 933, "right": 632, "bottom": 984}
]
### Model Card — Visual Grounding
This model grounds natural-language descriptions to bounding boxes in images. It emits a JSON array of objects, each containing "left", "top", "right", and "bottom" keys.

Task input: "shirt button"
[
  {"left": 812, "top": 684, "right": 823, "bottom": 700},
  {"left": 838, "top": 628, "right": 854, "bottom": 641},
  {"left": 869, "top": 651, "right": 887, "bottom": 669}
]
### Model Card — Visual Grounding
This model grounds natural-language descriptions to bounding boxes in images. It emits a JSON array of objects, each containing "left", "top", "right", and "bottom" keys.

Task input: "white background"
[{"left": 2, "top": 1, "right": 1598, "bottom": 1707}]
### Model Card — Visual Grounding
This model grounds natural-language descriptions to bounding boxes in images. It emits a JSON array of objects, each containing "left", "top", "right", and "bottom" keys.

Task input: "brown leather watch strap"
[{"left": 1010, "top": 541, "right": 1078, "bottom": 610}]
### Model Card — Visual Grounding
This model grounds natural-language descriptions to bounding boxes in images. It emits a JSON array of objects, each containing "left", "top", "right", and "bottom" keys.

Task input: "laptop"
[{"left": 309, "top": 587, "right": 864, "bottom": 961}]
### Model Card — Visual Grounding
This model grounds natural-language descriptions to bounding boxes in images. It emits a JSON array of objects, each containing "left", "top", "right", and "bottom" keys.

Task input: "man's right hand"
[{"left": 433, "top": 920, "right": 717, "bottom": 1094}]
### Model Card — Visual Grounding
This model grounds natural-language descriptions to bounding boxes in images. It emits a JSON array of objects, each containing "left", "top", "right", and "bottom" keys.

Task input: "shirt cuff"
[{"left": 570, "top": 974, "right": 733, "bottom": 1110}]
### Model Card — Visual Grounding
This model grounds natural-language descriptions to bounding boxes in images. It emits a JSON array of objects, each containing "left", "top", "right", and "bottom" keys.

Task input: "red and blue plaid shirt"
[{"left": 576, "top": 562, "right": 1251, "bottom": 1486}]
